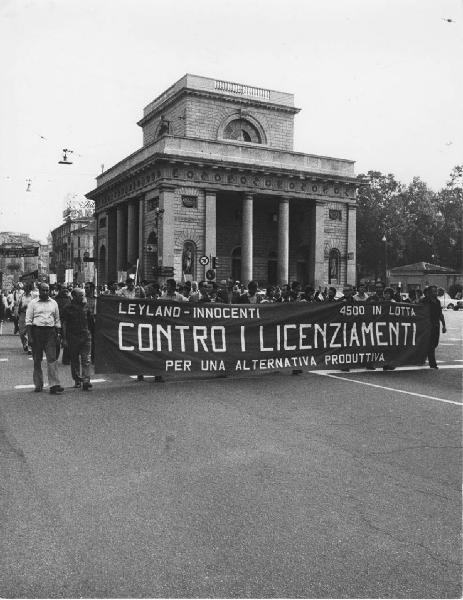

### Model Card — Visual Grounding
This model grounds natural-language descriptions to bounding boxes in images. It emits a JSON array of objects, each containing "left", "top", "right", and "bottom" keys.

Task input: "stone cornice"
[
  {"left": 88, "top": 136, "right": 356, "bottom": 195},
  {"left": 89, "top": 161, "right": 358, "bottom": 214},
  {"left": 137, "top": 88, "right": 299, "bottom": 127}
]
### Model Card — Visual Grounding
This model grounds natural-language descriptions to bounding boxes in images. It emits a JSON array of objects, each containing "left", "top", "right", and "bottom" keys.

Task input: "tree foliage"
[{"left": 356, "top": 166, "right": 462, "bottom": 280}]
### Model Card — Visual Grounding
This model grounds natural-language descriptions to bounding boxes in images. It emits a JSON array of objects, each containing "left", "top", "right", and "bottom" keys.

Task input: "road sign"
[
  {"left": 153, "top": 266, "right": 174, "bottom": 277},
  {"left": 0, "top": 245, "right": 38, "bottom": 257},
  {"left": 199, "top": 255, "right": 209, "bottom": 266},
  {"left": 206, "top": 269, "right": 216, "bottom": 281}
]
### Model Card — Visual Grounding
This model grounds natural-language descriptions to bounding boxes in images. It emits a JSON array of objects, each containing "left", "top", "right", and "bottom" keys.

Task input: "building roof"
[{"left": 390, "top": 262, "right": 457, "bottom": 274}]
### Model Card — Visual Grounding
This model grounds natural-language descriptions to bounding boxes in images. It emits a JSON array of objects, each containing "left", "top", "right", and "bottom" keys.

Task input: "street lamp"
[{"left": 382, "top": 234, "right": 388, "bottom": 285}]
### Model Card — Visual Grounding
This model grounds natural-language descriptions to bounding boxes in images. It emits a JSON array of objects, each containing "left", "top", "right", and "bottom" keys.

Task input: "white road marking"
[
  {"left": 14, "top": 384, "right": 44, "bottom": 389},
  {"left": 0, "top": 358, "right": 8, "bottom": 362},
  {"left": 311, "top": 372, "right": 462, "bottom": 406},
  {"left": 129, "top": 375, "right": 157, "bottom": 379},
  {"left": 313, "top": 364, "right": 463, "bottom": 375},
  {"left": 90, "top": 378, "right": 107, "bottom": 383}
]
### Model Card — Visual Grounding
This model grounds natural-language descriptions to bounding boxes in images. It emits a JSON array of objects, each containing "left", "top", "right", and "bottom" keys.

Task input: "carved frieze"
[{"left": 94, "top": 162, "right": 356, "bottom": 213}]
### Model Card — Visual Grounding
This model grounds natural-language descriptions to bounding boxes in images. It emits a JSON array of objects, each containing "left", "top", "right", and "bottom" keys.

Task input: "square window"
[
  {"left": 182, "top": 195, "right": 198, "bottom": 208},
  {"left": 147, "top": 197, "right": 159, "bottom": 212},
  {"left": 329, "top": 209, "right": 342, "bottom": 221}
]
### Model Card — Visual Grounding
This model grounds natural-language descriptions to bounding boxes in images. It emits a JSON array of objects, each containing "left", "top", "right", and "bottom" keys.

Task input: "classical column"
[
  {"left": 205, "top": 190, "right": 216, "bottom": 278},
  {"left": 241, "top": 193, "right": 253, "bottom": 284},
  {"left": 106, "top": 209, "right": 117, "bottom": 283},
  {"left": 277, "top": 197, "right": 289, "bottom": 285},
  {"left": 138, "top": 196, "right": 145, "bottom": 281},
  {"left": 127, "top": 200, "right": 139, "bottom": 269},
  {"left": 346, "top": 204, "right": 357, "bottom": 285},
  {"left": 312, "top": 200, "right": 325, "bottom": 287},
  {"left": 116, "top": 204, "right": 127, "bottom": 273},
  {"left": 159, "top": 186, "right": 175, "bottom": 272}
]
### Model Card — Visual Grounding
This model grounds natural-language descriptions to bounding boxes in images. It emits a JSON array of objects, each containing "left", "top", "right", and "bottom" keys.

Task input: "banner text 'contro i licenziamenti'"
[{"left": 94, "top": 297, "right": 431, "bottom": 378}]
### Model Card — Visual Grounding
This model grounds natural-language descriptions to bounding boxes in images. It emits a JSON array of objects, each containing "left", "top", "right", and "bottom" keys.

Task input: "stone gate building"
[{"left": 86, "top": 74, "right": 358, "bottom": 288}]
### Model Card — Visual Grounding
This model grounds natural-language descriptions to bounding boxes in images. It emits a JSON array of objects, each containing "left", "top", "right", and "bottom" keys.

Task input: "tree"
[
  {"left": 434, "top": 166, "right": 462, "bottom": 271},
  {"left": 356, "top": 171, "right": 406, "bottom": 281},
  {"left": 401, "top": 176, "right": 441, "bottom": 264},
  {"left": 356, "top": 166, "right": 462, "bottom": 280}
]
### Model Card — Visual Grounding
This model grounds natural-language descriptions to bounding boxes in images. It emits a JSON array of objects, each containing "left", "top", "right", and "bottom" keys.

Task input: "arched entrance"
[
  {"left": 182, "top": 241, "right": 197, "bottom": 281},
  {"left": 329, "top": 248, "right": 341, "bottom": 284}
]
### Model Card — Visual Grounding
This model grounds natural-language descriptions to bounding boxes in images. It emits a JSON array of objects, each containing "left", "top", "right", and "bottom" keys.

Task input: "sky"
[{"left": 0, "top": 0, "right": 462, "bottom": 244}]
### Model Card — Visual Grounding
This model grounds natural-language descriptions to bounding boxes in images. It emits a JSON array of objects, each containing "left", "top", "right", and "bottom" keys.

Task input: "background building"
[
  {"left": 0, "top": 232, "right": 44, "bottom": 290},
  {"left": 49, "top": 197, "right": 96, "bottom": 284},
  {"left": 389, "top": 262, "right": 462, "bottom": 293},
  {"left": 87, "top": 75, "right": 360, "bottom": 287}
]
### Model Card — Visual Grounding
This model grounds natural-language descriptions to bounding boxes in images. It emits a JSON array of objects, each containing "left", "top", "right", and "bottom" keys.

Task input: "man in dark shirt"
[
  {"left": 420, "top": 285, "right": 447, "bottom": 369},
  {"left": 62, "top": 288, "right": 93, "bottom": 390},
  {"left": 366, "top": 281, "right": 385, "bottom": 304}
]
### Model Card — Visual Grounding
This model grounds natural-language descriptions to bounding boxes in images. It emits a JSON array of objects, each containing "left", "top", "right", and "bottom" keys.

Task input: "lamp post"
[{"left": 382, "top": 234, "right": 388, "bottom": 286}]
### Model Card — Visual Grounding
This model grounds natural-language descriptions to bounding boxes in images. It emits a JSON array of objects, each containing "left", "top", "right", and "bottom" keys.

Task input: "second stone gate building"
[{"left": 86, "top": 74, "right": 359, "bottom": 288}]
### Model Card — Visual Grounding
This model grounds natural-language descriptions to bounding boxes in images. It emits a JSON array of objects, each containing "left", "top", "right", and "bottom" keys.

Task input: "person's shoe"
[
  {"left": 23, "top": 346, "right": 29, "bottom": 352},
  {"left": 34, "top": 386, "right": 43, "bottom": 392},
  {"left": 82, "top": 383, "right": 92, "bottom": 391},
  {"left": 365, "top": 364, "right": 376, "bottom": 370},
  {"left": 430, "top": 365, "right": 439, "bottom": 369},
  {"left": 27, "top": 349, "right": 32, "bottom": 356},
  {"left": 74, "top": 381, "right": 82, "bottom": 388},
  {"left": 49, "top": 385, "right": 64, "bottom": 395},
  {"left": 383, "top": 365, "right": 396, "bottom": 371}
]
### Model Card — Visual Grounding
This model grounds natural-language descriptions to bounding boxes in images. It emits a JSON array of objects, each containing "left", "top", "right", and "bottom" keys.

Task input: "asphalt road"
[{"left": 0, "top": 313, "right": 462, "bottom": 598}]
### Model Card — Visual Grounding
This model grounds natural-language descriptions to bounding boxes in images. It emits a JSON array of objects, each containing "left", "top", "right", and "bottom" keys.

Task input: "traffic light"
[{"left": 212, "top": 256, "right": 218, "bottom": 269}]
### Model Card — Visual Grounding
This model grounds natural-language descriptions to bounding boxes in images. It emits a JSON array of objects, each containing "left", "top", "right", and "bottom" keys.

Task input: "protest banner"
[{"left": 94, "top": 297, "right": 431, "bottom": 379}]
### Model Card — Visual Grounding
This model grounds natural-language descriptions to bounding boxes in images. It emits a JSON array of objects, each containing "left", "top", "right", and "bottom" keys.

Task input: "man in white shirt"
[
  {"left": 353, "top": 282, "right": 369, "bottom": 302},
  {"left": 26, "top": 283, "right": 64, "bottom": 394},
  {"left": 161, "top": 279, "right": 187, "bottom": 302}
]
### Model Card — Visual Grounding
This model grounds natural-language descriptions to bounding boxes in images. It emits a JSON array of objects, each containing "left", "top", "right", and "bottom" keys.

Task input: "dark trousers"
[
  {"left": 69, "top": 335, "right": 91, "bottom": 384},
  {"left": 31, "top": 326, "right": 61, "bottom": 389},
  {"left": 427, "top": 325, "right": 440, "bottom": 368}
]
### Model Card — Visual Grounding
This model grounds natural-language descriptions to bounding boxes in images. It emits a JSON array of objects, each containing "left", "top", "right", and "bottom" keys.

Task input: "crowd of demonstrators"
[
  {"left": 0, "top": 279, "right": 98, "bottom": 395},
  {"left": 0, "top": 275, "right": 447, "bottom": 393}
]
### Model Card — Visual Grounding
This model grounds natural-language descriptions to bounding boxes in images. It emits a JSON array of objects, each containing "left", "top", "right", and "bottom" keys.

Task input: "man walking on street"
[
  {"left": 25, "top": 283, "right": 64, "bottom": 394},
  {"left": 61, "top": 287, "right": 93, "bottom": 391},
  {"left": 420, "top": 285, "right": 447, "bottom": 369}
]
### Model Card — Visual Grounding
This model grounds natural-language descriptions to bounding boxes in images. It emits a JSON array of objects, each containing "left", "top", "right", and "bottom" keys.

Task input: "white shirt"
[
  {"left": 161, "top": 291, "right": 187, "bottom": 302},
  {"left": 25, "top": 297, "right": 61, "bottom": 328}
]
